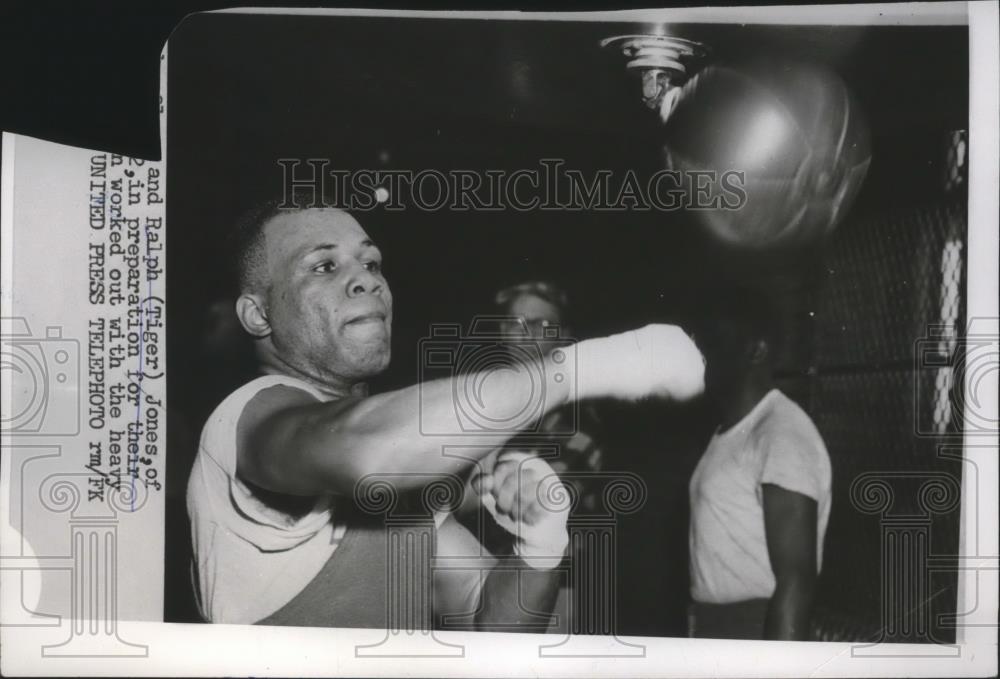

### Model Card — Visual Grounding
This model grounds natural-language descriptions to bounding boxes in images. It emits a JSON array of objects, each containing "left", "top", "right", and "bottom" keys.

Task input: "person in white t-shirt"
[
  {"left": 185, "top": 195, "right": 708, "bottom": 628},
  {"left": 688, "top": 289, "right": 831, "bottom": 640}
]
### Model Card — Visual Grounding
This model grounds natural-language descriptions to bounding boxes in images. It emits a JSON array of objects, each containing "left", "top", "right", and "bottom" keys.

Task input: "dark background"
[{"left": 165, "top": 12, "right": 968, "bottom": 640}]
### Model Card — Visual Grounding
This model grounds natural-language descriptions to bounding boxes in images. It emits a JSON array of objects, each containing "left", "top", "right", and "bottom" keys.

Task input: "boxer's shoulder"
[
  {"left": 203, "top": 376, "right": 322, "bottom": 430},
  {"left": 239, "top": 380, "right": 322, "bottom": 433},
  {"left": 194, "top": 375, "right": 325, "bottom": 475}
]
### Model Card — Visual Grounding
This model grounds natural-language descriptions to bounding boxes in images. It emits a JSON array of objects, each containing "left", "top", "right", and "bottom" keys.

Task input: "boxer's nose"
[{"left": 345, "top": 264, "right": 382, "bottom": 297}]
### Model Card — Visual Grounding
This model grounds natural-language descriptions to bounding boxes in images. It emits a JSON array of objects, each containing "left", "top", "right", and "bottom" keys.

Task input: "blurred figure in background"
[
  {"left": 492, "top": 279, "right": 611, "bottom": 635},
  {"left": 688, "top": 288, "right": 831, "bottom": 640},
  {"left": 495, "top": 280, "right": 606, "bottom": 513}
]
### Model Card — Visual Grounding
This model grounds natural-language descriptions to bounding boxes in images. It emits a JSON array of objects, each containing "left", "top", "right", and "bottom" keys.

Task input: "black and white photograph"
[
  {"left": 1, "top": 2, "right": 998, "bottom": 677},
  {"left": 165, "top": 3, "right": 977, "bottom": 642}
]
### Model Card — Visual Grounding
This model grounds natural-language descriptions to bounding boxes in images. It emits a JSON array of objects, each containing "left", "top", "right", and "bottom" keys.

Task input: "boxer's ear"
[{"left": 235, "top": 293, "right": 271, "bottom": 338}]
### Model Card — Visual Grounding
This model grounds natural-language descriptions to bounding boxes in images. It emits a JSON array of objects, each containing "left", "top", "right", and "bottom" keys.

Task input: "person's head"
[
  {"left": 692, "top": 286, "right": 779, "bottom": 399},
  {"left": 494, "top": 280, "right": 570, "bottom": 347},
  {"left": 231, "top": 199, "right": 392, "bottom": 393}
]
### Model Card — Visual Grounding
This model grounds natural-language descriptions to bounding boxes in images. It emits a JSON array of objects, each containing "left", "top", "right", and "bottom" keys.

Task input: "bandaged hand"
[
  {"left": 562, "top": 324, "right": 705, "bottom": 402},
  {"left": 470, "top": 450, "right": 570, "bottom": 570}
]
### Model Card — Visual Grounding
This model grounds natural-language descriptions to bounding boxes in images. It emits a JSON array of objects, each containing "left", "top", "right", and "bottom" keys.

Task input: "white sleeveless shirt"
[{"left": 186, "top": 375, "right": 346, "bottom": 624}]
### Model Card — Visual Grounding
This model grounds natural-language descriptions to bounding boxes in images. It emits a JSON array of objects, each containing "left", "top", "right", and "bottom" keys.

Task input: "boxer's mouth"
[{"left": 345, "top": 311, "right": 386, "bottom": 326}]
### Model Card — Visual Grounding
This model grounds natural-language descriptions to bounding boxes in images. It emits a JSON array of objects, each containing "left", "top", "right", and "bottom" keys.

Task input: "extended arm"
[
  {"left": 762, "top": 483, "right": 818, "bottom": 640},
  {"left": 237, "top": 356, "right": 571, "bottom": 496},
  {"left": 238, "top": 324, "right": 704, "bottom": 497}
]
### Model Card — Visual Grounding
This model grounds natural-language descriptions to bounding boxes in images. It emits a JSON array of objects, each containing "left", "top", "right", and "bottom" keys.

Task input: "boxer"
[{"left": 186, "top": 201, "right": 704, "bottom": 629}]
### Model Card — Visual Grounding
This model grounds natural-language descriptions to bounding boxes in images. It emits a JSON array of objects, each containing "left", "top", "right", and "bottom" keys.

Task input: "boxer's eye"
[
  {"left": 312, "top": 260, "right": 337, "bottom": 274},
  {"left": 363, "top": 260, "right": 382, "bottom": 273}
]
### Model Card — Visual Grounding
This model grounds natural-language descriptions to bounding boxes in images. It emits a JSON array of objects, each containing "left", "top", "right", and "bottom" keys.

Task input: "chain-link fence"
[
  {"left": 746, "top": 129, "right": 970, "bottom": 642},
  {"left": 779, "top": 130, "right": 970, "bottom": 643}
]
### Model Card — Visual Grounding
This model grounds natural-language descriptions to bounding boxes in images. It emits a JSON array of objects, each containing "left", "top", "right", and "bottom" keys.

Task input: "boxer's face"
[{"left": 259, "top": 209, "right": 392, "bottom": 384}]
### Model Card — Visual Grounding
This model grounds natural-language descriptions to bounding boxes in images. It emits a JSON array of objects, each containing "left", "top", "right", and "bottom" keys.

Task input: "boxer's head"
[
  {"left": 232, "top": 202, "right": 392, "bottom": 393},
  {"left": 694, "top": 287, "right": 778, "bottom": 398},
  {"left": 495, "top": 280, "right": 569, "bottom": 350}
]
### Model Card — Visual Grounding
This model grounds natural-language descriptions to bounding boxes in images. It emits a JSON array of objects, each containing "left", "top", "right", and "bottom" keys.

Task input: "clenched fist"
[
  {"left": 469, "top": 450, "right": 570, "bottom": 570},
  {"left": 564, "top": 323, "right": 706, "bottom": 403}
]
